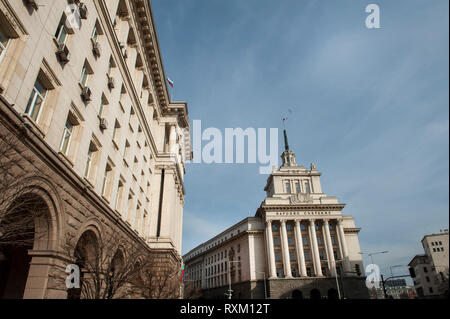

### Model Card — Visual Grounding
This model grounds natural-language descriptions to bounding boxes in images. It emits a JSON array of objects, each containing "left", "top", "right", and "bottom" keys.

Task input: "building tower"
[{"left": 183, "top": 129, "right": 368, "bottom": 299}]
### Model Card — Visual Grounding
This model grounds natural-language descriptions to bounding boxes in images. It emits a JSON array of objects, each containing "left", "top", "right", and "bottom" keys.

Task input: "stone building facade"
[
  {"left": 408, "top": 230, "right": 449, "bottom": 298},
  {"left": 183, "top": 131, "right": 368, "bottom": 299},
  {"left": 0, "top": 0, "right": 190, "bottom": 298}
]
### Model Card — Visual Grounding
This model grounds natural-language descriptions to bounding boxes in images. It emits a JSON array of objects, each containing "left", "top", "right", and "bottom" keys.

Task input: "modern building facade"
[
  {"left": 0, "top": 0, "right": 190, "bottom": 298},
  {"left": 183, "top": 131, "right": 369, "bottom": 299},
  {"left": 408, "top": 230, "right": 449, "bottom": 298}
]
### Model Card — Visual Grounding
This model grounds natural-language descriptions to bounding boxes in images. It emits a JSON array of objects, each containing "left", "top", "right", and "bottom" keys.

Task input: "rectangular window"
[
  {"left": 114, "top": 179, "right": 124, "bottom": 212},
  {"left": 285, "top": 181, "right": 291, "bottom": 193},
  {"left": 302, "top": 237, "right": 308, "bottom": 246},
  {"left": 102, "top": 165, "right": 112, "bottom": 197},
  {"left": 25, "top": 79, "right": 47, "bottom": 123},
  {"left": 123, "top": 140, "right": 130, "bottom": 159},
  {"left": 295, "top": 181, "right": 300, "bottom": 193},
  {"left": 305, "top": 181, "right": 311, "bottom": 193},
  {"left": 319, "top": 250, "right": 325, "bottom": 260},
  {"left": 304, "top": 252, "right": 310, "bottom": 261},
  {"left": 276, "top": 268, "right": 283, "bottom": 278},
  {"left": 288, "top": 237, "right": 294, "bottom": 246},
  {"left": 112, "top": 120, "right": 120, "bottom": 141},
  {"left": 55, "top": 20, "right": 68, "bottom": 45},
  {"left": 273, "top": 237, "right": 280, "bottom": 246},
  {"left": 84, "top": 148, "right": 94, "bottom": 178},
  {"left": 331, "top": 235, "right": 336, "bottom": 245},
  {"left": 59, "top": 119, "right": 74, "bottom": 155},
  {"left": 292, "top": 268, "right": 297, "bottom": 277},
  {"left": 289, "top": 251, "right": 295, "bottom": 261},
  {"left": 80, "top": 64, "right": 89, "bottom": 87},
  {"left": 275, "top": 252, "right": 281, "bottom": 262},
  {"left": 91, "top": 26, "right": 99, "bottom": 42}
]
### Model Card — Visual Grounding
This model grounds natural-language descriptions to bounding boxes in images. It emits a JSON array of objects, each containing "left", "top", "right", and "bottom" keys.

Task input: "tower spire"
[
  {"left": 283, "top": 129, "right": 289, "bottom": 151},
  {"left": 281, "top": 119, "right": 297, "bottom": 167}
]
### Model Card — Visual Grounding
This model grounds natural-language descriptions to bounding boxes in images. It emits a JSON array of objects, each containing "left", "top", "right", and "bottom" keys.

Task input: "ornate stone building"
[
  {"left": 0, "top": 0, "right": 190, "bottom": 298},
  {"left": 183, "top": 131, "right": 368, "bottom": 299}
]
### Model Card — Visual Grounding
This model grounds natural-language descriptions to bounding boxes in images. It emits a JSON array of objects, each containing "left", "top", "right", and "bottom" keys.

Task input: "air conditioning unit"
[
  {"left": 92, "top": 39, "right": 101, "bottom": 57},
  {"left": 107, "top": 75, "right": 116, "bottom": 89},
  {"left": 81, "top": 86, "right": 92, "bottom": 102},
  {"left": 56, "top": 43, "right": 70, "bottom": 63},
  {"left": 99, "top": 118, "right": 108, "bottom": 130},
  {"left": 26, "top": 0, "right": 39, "bottom": 10},
  {"left": 79, "top": 3, "right": 88, "bottom": 19}
]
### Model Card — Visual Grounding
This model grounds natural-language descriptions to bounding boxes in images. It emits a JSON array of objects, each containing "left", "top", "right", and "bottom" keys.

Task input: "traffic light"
[{"left": 355, "top": 264, "right": 362, "bottom": 276}]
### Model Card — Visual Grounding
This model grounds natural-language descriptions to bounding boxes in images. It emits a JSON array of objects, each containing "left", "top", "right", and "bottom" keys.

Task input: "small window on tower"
[
  {"left": 305, "top": 181, "right": 311, "bottom": 193},
  {"left": 285, "top": 181, "right": 291, "bottom": 194}
]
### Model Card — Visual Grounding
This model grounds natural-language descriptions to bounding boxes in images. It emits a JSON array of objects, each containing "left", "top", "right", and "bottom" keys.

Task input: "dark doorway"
[
  {"left": 292, "top": 289, "right": 304, "bottom": 299},
  {"left": 310, "top": 288, "right": 321, "bottom": 300},
  {"left": 0, "top": 245, "right": 32, "bottom": 298},
  {"left": 328, "top": 288, "right": 339, "bottom": 299},
  {"left": 0, "top": 195, "right": 39, "bottom": 299}
]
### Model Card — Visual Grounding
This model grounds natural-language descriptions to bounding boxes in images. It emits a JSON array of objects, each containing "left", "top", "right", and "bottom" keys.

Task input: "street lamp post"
[
  {"left": 359, "top": 250, "right": 389, "bottom": 299},
  {"left": 254, "top": 271, "right": 267, "bottom": 299},
  {"left": 227, "top": 260, "right": 241, "bottom": 300},
  {"left": 330, "top": 259, "right": 343, "bottom": 299}
]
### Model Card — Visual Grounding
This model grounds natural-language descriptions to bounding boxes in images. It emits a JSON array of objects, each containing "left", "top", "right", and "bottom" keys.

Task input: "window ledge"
[
  {"left": 57, "top": 151, "right": 74, "bottom": 167},
  {"left": 112, "top": 139, "right": 119, "bottom": 151},
  {"left": 101, "top": 195, "right": 110, "bottom": 204},
  {"left": 22, "top": 114, "right": 45, "bottom": 138},
  {"left": 83, "top": 177, "right": 94, "bottom": 189}
]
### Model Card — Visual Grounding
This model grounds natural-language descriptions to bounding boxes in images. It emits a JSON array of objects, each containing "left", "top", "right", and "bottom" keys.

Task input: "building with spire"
[{"left": 183, "top": 129, "right": 369, "bottom": 299}]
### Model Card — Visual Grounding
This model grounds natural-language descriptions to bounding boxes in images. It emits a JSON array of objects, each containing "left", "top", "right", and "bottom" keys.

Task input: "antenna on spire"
[{"left": 282, "top": 109, "right": 293, "bottom": 151}]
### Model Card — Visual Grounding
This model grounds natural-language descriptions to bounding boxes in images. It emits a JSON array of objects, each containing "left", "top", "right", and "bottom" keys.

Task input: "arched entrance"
[
  {"left": 328, "top": 288, "right": 339, "bottom": 299},
  {"left": 310, "top": 288, "right": 321, "bottom": 300},
  {"left": 0, "top": 193, "right": 51, "bottom": 298},
  {"left": 292, "top": 289, "right": 304, "bottom": 299},
  {"left": 68, "top": 230, "right": 100, "bottom": 299}
]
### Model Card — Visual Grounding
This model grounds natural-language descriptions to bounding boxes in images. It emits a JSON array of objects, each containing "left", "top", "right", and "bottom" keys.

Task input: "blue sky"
[{"left": 151, "top": 0, "right": 449, "bottom": 277}]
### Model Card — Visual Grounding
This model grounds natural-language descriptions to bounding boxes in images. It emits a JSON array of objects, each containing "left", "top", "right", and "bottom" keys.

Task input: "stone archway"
[
  {"left": 0, "top": 192, "right": 52, "bottom": 299},
  {"left": 68, "top": 230, "right": 100, "bottom": 299},
  {"left": 310, "top": 288, "right": 321, "bottom": 300},
  {"left": 328, "top": 288, "right": 339, "bottom": 299},
  {"left": 292, "top": 289, "right": 304, "bottom": 299}
]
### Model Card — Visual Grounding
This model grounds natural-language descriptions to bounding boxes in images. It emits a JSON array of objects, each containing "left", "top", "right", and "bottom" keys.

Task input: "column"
[
  {"left": 280, "top": 220, "right": 292, "bottom": 278},
  {"left": 265, "top": 220, "right": 277, "bottom": 278},
  {"left": 324, "top": 219, "right": 336, "bottom": 276},
  {"left": 294, "top": 219, "right": 307, "bottom": 277},
  {"left": 337, "top": 219, "right": 351, "bottom": 272},
  {"left": 309, "top": 219, "right": 323, "bottom": 277}
]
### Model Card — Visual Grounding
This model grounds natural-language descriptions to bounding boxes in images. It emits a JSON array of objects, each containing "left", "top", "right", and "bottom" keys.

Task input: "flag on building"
[
  {"left": 180, "top": 264, "right": 184, "bottom": 283},
  {"left": 168, "top": 78, "right": 174, "bottom": 88}
]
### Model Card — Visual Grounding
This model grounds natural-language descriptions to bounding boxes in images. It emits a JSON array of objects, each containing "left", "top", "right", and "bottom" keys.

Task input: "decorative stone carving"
[{"left": 290, "top": 193, "right": 313, "bottom": 204}]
